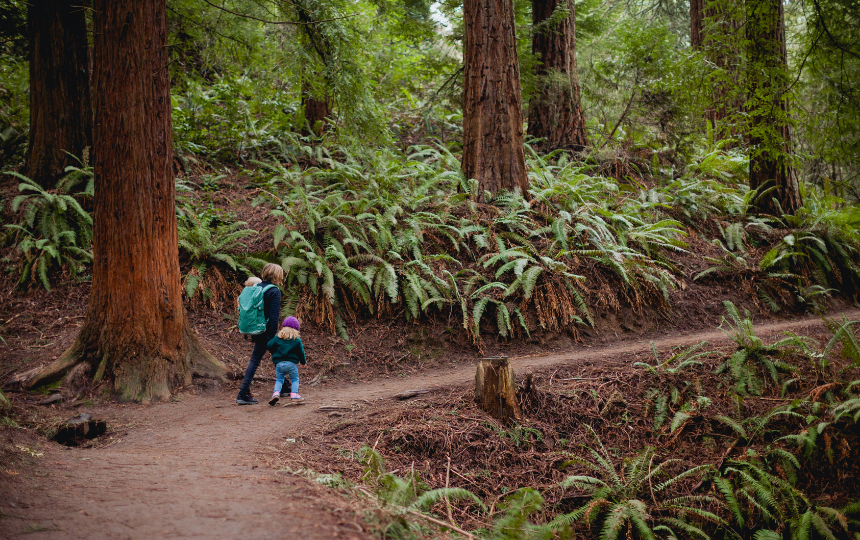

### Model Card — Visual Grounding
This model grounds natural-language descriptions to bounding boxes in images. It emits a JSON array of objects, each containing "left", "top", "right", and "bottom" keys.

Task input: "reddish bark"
[
  {"left": 690, "top": 0, "right": 706, "bottom": 50},
  {"left": 527, "top": 0, "right": 588, "bottom": 151},
  {"left": 28, "top": 0, "right": 223, "bottom": 400},
  {"left": 25, "top": 0, "right": 92, "bottom": 188},
  {"left": 462, "top": 0, "right": 528, "bottom": 202},
  {"left": 746, "top": 0, "right": 801, "bottom": 215},
  {"left": 691, "top": 0, "right": 745, "bottom": 141},
  {"left": 301, "top": 83, "right": 331, "bottom": 136}
]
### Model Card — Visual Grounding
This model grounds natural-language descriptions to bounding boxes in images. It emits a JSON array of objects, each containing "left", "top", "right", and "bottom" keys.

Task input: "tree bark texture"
[
  {"left": 475, "top": 357, "right": 522, "bottom": 423},
  {"left": 746, "top": 0, "right": 801, "bottom": 215},
  {"left": 301, "top": 81, "right": 331, "bottom": 136},
  {"left": 690, "top": 0, "right": 744, "bottom": 141},
  {"left": 27, "top": 0, "right": 224, "bottom": 400},
  {"left": 295, "top": 0, "right": 332, "bottom": 137},
  {"left": 690, "top": 0, "right": 706, "bottom": 50},
  {"left": 462, "top": 0, "right": 528, "bottom": 203},
  {"left": 527, "top": 0, "right": 588, "bottom": 151},
  {"left": 25, "top": 0, "right": 92, "bottom": 188}
]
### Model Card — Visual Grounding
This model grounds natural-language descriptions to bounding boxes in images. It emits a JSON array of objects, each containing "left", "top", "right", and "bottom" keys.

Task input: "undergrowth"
[
  {"left": 3, "top": 138, "right": 859, "bottom": 346},
  {"left": 276, "top": 305, "right": 860, "bottom": 539}
]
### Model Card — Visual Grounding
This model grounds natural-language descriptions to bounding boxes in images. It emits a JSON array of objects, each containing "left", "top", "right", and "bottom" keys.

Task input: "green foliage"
[
  {"left": 715, "top": 301, "right": 817, "bottom": 395},
  {"left": 176, "top": 208, "right": 264, "bottom": 300},
  {"left": 482, "top": 488, "right": 553, "bottom": 540},
  {"left": 758, "top": 193, "right": 860, "bottom": 301},
  {"left": 579, "top": 14, "right": 706, "bottom": 153},
  {"left": 4, "top": 167, "right": 94, "bottom": 290},
  {"left": 822, "top": 316, "right": 860, "bottom": 369},
  {"left": 261, "top": 144, "right": 697, "bottom": 340},
  {"left": 832, "top": 380, "right": 860, "bottom": 425},
  {"left": 635, "top": 341, "right": 716, "bottom": 430},
  {"left": 0, "top": 55, "right": 28, "bottom": 161},
  {"left": 356, "top": 446, "right": 485, "bottom": 539},
  {"left": 172, "top": 76, "right": 301, "bottom": 162},
  {"left": 552, "top": 427, "right": 721, "bottom": 539},
  {"left": 718, "top": 457, "right": 850, "bottom": 538}
]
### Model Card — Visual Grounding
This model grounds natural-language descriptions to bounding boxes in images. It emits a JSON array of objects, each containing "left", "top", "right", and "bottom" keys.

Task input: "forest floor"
[{"left": 2, "top": 309, "right": 859, "bottom": 540}]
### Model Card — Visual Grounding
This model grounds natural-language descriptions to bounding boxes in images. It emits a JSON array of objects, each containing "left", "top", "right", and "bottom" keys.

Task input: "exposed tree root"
[{"left": 25, "top": 322, "right": 225, "bottom": 402}]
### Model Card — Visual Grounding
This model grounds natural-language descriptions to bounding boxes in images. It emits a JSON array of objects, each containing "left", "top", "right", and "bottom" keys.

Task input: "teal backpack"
[{"left": 237, "top": 284, "right": 276, "bottom": 335}]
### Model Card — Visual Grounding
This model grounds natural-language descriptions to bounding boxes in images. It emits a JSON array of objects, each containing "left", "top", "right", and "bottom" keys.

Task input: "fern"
[
  {"left": 5, "top": 169, "right": 94, "bottom": 290},
  {"left": 553, "top": 428, "right": 717, "bottom": 537}
]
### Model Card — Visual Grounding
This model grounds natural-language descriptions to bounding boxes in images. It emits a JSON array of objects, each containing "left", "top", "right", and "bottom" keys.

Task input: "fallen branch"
[{"left": 392, "top": 388, "right": 438, "bottom": 400}]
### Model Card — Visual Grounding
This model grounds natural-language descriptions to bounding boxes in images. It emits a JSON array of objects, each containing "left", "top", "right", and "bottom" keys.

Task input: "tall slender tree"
[
  {"left": 25, "top": 0, "right": 92, "bottom": 188},
  {"left": 690, "top": 0, "right": 707, "bottom": 50},
  {"left": 746, "top": 0, "right": 801, "bottom": 214},
  {"left": 462, "top": 0, "right": 528, "bottom": 202},
  {"left": 295, "top": 0, "right": 332, "bottom": 136},
  {"left": 690, "top": 0, "right": 744, "bottom": 141},
  {"left": 27, "top": 0, "right": 223, "bottom": 400},
  {"left": 527, "top": 0, "right": 588, "bottom": 151}
]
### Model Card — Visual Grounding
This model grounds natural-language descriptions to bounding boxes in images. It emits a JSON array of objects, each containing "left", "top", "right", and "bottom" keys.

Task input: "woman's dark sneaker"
[{"left": 236, "top": 393, "right": 258, "bottom": 405}]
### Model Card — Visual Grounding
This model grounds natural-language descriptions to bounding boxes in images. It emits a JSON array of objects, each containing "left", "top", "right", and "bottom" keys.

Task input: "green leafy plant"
[
  {"left": 715, "top": 301, "right": 816, "bottom": 395},
  {"left": 4, "top": 167, "right": 94, "bottom": 290},
  {"left": 822, "top": 316, "right": 860, "bottom": 369},
  {"left": 635, "top": 340, "right": 715, "bottom": 429},
  {"left": 482, "top": 488, "right": 553, "bottom": 540},
  {"left": 356, "top": 446, "right": 485, "bottom": 540},
  {"left": 551, "top": 427, "right": 722, "bottom": 539},
  {"left": 717, "top": 457, "right": 850, "bottom": 538},
  {"left": 177, "top": 209, "right": 264, "bottom": 305}
]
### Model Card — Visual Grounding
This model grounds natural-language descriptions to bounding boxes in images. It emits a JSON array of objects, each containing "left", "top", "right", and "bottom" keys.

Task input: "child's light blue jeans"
[{"left": 274, "top": 361, "right": 299, "bottom": 394}]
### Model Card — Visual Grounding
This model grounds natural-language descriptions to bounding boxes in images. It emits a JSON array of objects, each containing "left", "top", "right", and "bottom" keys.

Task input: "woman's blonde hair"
[
  {"left": 260, "top": 263, "right": 284, "bottom": 285},
  {"left": 277, "top": 327, "right": 300, "bottom": 340}
]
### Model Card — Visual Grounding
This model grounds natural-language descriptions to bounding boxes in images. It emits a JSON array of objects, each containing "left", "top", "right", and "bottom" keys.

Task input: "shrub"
[{"left": 3, "top": 166, "right": 93, "bottom": 290}]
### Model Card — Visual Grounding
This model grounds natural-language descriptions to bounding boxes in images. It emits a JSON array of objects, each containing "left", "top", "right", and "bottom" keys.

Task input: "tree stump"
[
  {"left": 475, "top": 357, "right": 521, "bottom": 422},
  {"left": 52, "top": 413, "right": 107, "bottom": 446}
]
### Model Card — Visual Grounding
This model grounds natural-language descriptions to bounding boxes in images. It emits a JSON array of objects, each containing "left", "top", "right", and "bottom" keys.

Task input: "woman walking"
[{"left": 236, "top": 263, "right": 284, "bottom": 405}]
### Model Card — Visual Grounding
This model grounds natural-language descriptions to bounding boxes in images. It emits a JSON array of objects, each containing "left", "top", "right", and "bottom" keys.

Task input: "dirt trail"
[{"left": 2, "top": 309, "right": 858, "bottom": 540}]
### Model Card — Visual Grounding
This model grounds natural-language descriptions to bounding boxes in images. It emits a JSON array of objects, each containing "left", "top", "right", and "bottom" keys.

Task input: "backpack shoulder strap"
[{"left": 260, "top": 284, "right": 277, "bottom": 293}]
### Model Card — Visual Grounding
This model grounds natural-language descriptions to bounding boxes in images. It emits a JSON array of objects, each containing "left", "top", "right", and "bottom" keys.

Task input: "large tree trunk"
[
  {"left": 691, "top": 0, "right": 744, "bottom": 142},
  {"left": 746, "top": 0, "right": 801, "bottom": 215},
  {"left": 462, "top": 0, "right": 528, "bottom": 203},
  {"left": 300, "top": 81, "right": 331, "bottom": 137},
  {"left": 27, "top": 0, "right": 224, "bottom": 400},
  {"left": 25, "top": 0, "right": 92, "bottom": 188},
  {"left": 690, "top": 0, "right": 706, "bottom": 50},
  {"left": 527, "top": 0, "right": 588, "bottom": 151},
  {"left": 295, "top": 0, "right": 332, "bottom": 137}
]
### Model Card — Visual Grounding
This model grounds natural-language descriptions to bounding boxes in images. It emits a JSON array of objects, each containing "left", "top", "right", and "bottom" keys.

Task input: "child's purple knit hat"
[{"left": 282, "top": 316, "right": 300, "bottom": 330}]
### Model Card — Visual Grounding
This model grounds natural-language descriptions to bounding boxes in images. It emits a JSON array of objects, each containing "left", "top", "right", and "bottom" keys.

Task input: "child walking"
[{"left": 267, "top": 316, "right": 307, "bottom": 406}]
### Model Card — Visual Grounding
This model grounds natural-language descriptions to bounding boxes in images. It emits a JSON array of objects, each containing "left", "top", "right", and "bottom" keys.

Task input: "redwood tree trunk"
[
  {"left": 301, "top": 81, "right": 331, "bottom": 136},
  {"left": 25, "top": 0, "right": 92, "bottom": 188},
  {"left": 462, "top": 0, "right": 528, "bottom": 203},
  {"left": 691, "top": 0, "right": 744, "bottom": 141},
  {"left": 746, "top": 0, "right": 801, "bottom": 215},
  {"left": 527, "top": 0, "right": 588, "bottom": 151},
  {"left": 690, "top": 0, "right": 706, "bottom": 50},
  {"left": 27, "top": 0, "right": 223, "bottom": 400}
]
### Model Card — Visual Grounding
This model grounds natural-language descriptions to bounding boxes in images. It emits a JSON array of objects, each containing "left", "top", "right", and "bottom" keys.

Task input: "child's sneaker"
[
  {"left": 290, "top": 393, "right": 303, "bottom": 401},
  {"left": 268, "top": 392, "right": 280, "bottom": 406}
]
